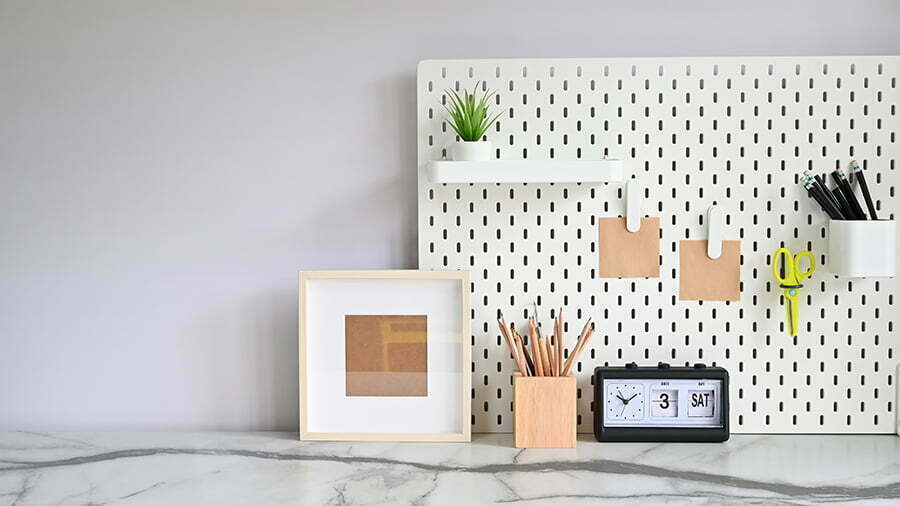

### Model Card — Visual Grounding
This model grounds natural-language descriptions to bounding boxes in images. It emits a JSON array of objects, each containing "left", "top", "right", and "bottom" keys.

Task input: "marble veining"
[{"left": 1, "top": 432, "right": 898, "bottom": 505}]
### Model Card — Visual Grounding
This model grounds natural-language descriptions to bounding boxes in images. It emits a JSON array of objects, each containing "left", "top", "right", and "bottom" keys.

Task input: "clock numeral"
[{"left": 651, "top": 388, "right": 678, "bottom": 417}]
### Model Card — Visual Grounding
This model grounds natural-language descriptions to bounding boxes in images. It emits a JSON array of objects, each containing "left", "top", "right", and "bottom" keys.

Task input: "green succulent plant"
[{"left": 442, "top": 82, "right": 501, "bottom": 142}]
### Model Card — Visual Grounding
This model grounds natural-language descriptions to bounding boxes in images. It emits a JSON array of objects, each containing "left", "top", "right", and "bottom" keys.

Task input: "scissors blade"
[
  {"left": 785, "top": 297, "right": 794, "bottom": 336},
  {"left": 788, "top": 299, "right": 797, "bottom": 336}
]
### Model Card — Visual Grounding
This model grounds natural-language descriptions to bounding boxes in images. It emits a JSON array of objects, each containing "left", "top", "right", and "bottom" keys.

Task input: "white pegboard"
[{"left": 417, "top": 57, "right": 898, "bottom": 434}]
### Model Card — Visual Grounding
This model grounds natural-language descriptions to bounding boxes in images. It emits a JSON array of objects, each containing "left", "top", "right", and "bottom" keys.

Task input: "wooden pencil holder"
[{"left": 513, "top": 373, "right": 577, "bottom": 448}]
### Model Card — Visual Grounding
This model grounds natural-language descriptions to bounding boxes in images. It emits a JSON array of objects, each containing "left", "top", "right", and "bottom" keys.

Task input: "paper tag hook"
[
  {"left": 707, "top": 206, "right": 723, "bottom": 259},
  {"left": 626, "top": 179, "right": 641, "bottom": 233}
]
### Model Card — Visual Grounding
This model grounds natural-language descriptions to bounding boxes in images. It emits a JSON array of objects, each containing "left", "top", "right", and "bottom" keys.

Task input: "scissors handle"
[
  {"left": 771, "top": 248, "right": 794, "bottom": 284},
  {"left": 793, "top": 251, "right": 816, "bottom": 282}
]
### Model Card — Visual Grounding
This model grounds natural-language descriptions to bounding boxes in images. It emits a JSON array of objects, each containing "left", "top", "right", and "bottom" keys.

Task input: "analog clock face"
[{"left": 606, "top": 383, "right": 645, "bottom": 420}]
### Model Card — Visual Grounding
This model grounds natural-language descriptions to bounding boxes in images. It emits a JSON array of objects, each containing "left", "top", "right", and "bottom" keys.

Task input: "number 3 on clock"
[{"left": 650, "top": 389, "right": 678, "bottom": 417}]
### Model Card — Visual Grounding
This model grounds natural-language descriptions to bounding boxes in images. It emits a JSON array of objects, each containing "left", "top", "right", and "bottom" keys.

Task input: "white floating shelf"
[{"left": 425, "top": 159, "right": 624, "bottom": 184}]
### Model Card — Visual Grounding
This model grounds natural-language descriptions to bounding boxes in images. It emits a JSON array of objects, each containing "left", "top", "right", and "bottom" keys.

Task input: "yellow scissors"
[{"left": 771, "top": 248, "right": 816, "bottom": 337}]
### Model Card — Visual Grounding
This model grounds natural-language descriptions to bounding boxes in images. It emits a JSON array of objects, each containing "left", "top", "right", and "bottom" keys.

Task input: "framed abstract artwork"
[{"left": 298, "top": 270, "right": 471, "bottom": 441}]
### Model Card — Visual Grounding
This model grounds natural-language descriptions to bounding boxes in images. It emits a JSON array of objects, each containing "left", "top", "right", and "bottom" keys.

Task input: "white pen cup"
[{"left": 827, "top": 220, "right": 897, "bottom": 278}]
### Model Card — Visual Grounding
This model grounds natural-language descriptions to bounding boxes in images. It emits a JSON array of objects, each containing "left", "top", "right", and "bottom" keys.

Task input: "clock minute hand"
[{"left": 625, "top": 393, "right": 638, "bottom": 402}]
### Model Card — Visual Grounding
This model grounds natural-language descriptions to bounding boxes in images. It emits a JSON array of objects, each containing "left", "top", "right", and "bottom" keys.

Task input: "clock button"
[
  {"left": 694, "top": 363, "right": 707, "bottom": 369},
  {"left": 658, "top": 362, "right": 670, "bottom": 369},
  {"left": 625, "top": 362, "right": 638, "bottom": 369}
]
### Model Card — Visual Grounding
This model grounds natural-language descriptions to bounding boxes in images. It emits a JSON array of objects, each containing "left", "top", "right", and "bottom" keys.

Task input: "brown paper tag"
[
  {"left": 679, "top": 240, "right": 741, "bottom": 301},
  {"left": 599, "top": 217, "right": 661, "bottom": 278}
]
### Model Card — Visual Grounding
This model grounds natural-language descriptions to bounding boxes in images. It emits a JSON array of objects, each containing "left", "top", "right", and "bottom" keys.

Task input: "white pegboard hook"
[
  {"left": 626, "top": 178, "right": 641, "bottom": 233},
  {"left": 706, "top": 205, "right": 723, "bottom": 259}
]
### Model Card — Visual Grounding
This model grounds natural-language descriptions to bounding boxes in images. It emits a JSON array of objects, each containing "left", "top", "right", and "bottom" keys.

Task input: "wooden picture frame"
[{"left": 298, "top": 270, "right": 471, "bottom": 442}]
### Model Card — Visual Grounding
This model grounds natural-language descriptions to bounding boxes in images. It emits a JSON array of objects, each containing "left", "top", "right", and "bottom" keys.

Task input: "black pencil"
[
  {"left": 803, "top": 178, "right": 842, "bottom": 219},
  {"left": 849, "top": 160, "right": 879, "bottom": 220},
  {"left": 822, "top": 173, "right": 853, "bottom": 218},
  {"left": 832, "top": 169, "right": 867, "bottom": 220},
  {"left": 831, "top": 186, "right": 855, "bottom": 220},
  {"left": 809, "top": 171, "right": 843, "bottom": 215}
]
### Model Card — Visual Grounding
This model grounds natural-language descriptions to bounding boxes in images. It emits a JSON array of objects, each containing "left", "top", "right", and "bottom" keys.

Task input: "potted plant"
[{"left": 443, "top": 82, "right": 501, "bottom": 161}]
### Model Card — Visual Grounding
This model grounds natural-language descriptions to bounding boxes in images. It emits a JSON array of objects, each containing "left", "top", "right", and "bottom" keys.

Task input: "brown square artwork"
[
  {"left": 599, "top": 217, "right": 661, "bottom": 278},
  {"left": 679, "top": 240, "right": 742, "bottom": 301},
  {"left": 345, "top": 315, "right": 427, "bottom": 397}
]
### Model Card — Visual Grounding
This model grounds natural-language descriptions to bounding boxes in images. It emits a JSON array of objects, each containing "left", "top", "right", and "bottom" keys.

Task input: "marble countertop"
[{"left": 1, "top": 432, "right": 898, "bottom": 505}]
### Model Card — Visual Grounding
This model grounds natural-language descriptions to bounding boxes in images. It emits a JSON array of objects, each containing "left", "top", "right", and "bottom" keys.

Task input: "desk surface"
[{"left": 1, "top": 432, "right": 898, "bottom": 505}]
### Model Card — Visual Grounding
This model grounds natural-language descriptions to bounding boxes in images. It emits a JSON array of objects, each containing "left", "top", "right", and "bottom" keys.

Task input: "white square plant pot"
[{"left": 451, "top": 141, "right": 492, "bottom": 161}]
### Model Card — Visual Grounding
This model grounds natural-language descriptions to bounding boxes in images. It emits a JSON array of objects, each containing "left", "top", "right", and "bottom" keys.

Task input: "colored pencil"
[
  {"left": 557, "top": 310, "right": 564, "bottom": 377},
  {"left": 562, "top": 318, "right": 593, "bottom": 376},
  {"left": 529, "top": 318, "right": 545, "bottom": 376},
  {"left": 512, "top": 325, "right": 536, "bottom": 376},
  {"left": 499, "top": 315, "right": 528, "bottom": 376}
]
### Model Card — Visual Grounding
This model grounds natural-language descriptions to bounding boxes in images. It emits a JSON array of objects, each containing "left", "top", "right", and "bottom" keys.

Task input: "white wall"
[{"left": 1, "top": 0, "right": 898, "bottom": 430}]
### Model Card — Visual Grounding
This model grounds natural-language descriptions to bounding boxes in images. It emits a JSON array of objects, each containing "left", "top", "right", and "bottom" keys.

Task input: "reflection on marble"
[{"left": 1, "top": 432, "right": 899, "bottom": 505}]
